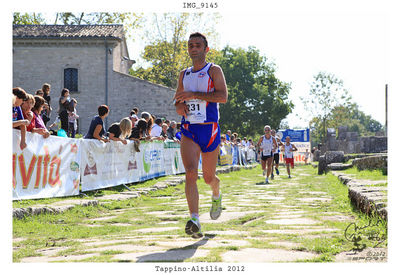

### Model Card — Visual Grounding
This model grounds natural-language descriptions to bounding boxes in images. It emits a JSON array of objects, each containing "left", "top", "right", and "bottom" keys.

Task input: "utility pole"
[{"left": 385, "top": 84, "right": 388, "bottom": 136}]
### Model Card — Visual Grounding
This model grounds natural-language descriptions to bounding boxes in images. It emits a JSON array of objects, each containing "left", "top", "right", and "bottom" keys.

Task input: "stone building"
[
  {"left": 321, "top": 126, "right": 387, "bottom": 154},
  {"left": 13, "top": 24, "right": 180, "bottom": 134}
]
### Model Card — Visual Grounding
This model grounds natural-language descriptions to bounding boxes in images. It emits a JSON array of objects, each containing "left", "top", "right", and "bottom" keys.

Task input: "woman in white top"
[
  {"left": 281, "top": 136, "right": 297, "bottom": 178},
  {"left": 257, "top": 125, "right": 277, "bottom": 184}
]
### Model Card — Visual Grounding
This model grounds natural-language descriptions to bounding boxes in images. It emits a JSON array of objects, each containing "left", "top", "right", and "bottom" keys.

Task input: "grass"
[
  {"left": 13, "top": 164, "right": 387, "bottom": 263},
  {"left": 334, "top": 167, "right": 387, "bottom": 183}
]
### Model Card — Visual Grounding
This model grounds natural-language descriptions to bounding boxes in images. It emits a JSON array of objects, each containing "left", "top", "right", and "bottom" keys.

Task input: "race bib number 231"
[{"left": 186, "top": 99, "right": 206, "bottom": 123}]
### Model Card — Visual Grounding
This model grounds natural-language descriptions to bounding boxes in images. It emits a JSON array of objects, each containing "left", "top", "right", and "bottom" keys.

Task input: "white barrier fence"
[{"left": 12, "top": 130, "right": 186, "bottom": 200}]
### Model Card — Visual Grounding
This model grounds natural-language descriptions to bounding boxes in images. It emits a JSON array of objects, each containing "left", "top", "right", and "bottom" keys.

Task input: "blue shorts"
[{"left": 181, "top": 122, "right": 221, "bottom": 153}]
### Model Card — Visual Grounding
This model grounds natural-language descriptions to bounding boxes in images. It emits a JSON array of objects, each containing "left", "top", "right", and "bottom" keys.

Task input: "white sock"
[
  {"left": 191, "top": 213, "right": 199, "bottom": 220},
  {"left": 212, "top": 193, "right": 220, "bottom": 200}
]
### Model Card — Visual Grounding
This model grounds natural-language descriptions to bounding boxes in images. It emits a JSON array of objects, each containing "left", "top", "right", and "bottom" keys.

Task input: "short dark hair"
[
  {"left": 133, "top": 107, "right": 139, "bottom": 114},
  {"left": 98, "top": 105, "right": 109, "bottom": 116},
  {"left": 35, "top": 89, "right": 44, "bottom": 95},
  {"left": 42, "top": 83, "right": 51, "bottom": 92},
  {"left": 13, "top": 87, "right": 27, "bottom": 100},
  {"left": 136, "top": 119, "right": 147, "bottom": 131},
  {"left": 189, "top": 32, "right": 208, "bottom": 48},
  {"left": 155, "top": 118, "right": 163, "bottom": 126},
  {"left": 61, "top": 88, "right": 69, "bottom": 97},
  {"left": 33, "top": 95, "right": 45, "bottom": 112}
]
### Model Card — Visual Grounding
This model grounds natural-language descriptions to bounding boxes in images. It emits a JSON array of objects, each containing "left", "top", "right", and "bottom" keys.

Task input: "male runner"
[
  {"left": 282, "top": 136, "right": 298, "bottom": 178},
  {"left": 257, "top": 125, "right": 277, "bottom": 184},
  {"left": 270, "top": 129, "right": 283, "bottom": 179},
  {"left": 173, "top": 32, "right": 228, "bottom": 238}
]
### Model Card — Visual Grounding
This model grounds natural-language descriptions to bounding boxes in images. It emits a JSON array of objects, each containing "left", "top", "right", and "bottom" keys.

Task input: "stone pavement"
[{"left": 14, "top": 165, "right": 387, "bottom": 263}]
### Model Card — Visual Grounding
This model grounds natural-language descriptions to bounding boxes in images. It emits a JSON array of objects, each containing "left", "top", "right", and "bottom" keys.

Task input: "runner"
[
  {"left": 282, "top": 136, "right": 298, "bottom": 178},
  {"left": 270, "top": 129, "right": 283, "bottom": 179},
  {"left": 257, "top": 125, "right": 277, "bottom": 184},
  {"left": 173, "top": 32, "right": 228, "bottom": 238}
]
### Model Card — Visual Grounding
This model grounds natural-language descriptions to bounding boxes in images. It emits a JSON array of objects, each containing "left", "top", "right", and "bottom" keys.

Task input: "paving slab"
[
  {"left": 113, "top": 248, "right": 209, "bottom": 262},
  {"left": 221, "top": 248, "right": 316, "bottom": 262},
  {"left": 265, "top": 218, "right": 319, "bottom": 225},
  {"left": 133, "top": 227, "right": 181, "bottom": 233}
]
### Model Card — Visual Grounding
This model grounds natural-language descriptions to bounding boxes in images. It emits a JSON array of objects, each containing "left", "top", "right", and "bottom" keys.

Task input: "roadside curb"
[
  {"left": 13, "top": 164, "right": 258, "bottom": 219},
  {"left": 331, "top": 171, "right": 387, "bottom": 220}
]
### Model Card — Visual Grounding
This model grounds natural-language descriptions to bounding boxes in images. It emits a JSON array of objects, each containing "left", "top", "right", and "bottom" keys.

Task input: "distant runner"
[
  {"left": 282, "top": 136, "right": 297, "bottom": 178},
  {"left": 257, "top": 125, "right": 277, "bottom": 184},
  {"left": 271, "top": 129, "right": 283, "bottom": 179}
]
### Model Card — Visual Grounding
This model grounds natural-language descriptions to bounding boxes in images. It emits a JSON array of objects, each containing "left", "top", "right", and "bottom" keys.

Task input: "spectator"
[
  {"left": 67, "top": 98, "right": 79, "bottom": 138},
  {"left": 160, "top": 123, "right": 168, "bottom": 139},
  {"left": 84, "top": 105, "right": 109, "bottom": 143},
  {"left": 58, "top": 88, "right": 70, "bottom": 132},
  {"left": 31, "top": 95, "right": 50, "bottom": 138},
  {"left": 165, "top": 119, "right": 171, "bottom": 127},
  {"left": 132, "top": 107, "right": 139, "bottom": 115},
  {"left": 226, "top": 130, "right": 231, "bottom": 141},
  {"left": 42, "top": 83, "right": 52, "bottom": 122},
  {"left": 129, "top": 113, "right": 138, "bottom": 127},
  {"left": 151, "top": 118, "right": 163, "bottom": 137},
  {"left": 36, "top": 88, "right": 50, "bottom": 127},
  {"left": 12, "top": 87, "right": 29, "bottom": 150},
  {"left": 167, "top": 120, "right": 177, "bottom": 140},
  {"left": 21, "top": 93, "right": 35, "bottom": 132},
  {"left": 129, "top": 118, "right": 148, "bottom": 141},
  {"left": 107, "top": 117, "right": 132, "bottom": 145}
]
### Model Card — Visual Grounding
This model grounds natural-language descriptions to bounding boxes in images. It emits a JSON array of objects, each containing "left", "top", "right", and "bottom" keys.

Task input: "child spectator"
[
  {"left": 129, "top": 118, "right": 149, "bottom": 141},
  {"left": 160, "top": 123, "right": 168, "bottom": 140},
  {"left": 12, "top": 87, "right": 29, "bottom": 150},
  {"left": 31, "top": 95, "right": 50, "bottom": 138},
  {"left": 21, "top": 93, "right": 35, "bottom": 132},
  {"left": 84, "top": 105, "right": 109, "bottom": 143},
  {"left": 67, "top": 98, "right": 79, "bottom": 138},
  {"left": 41, "top": 83, "right": 52, "bottom": 126},
  {"left": 107, "top": 117, "right": 132, "bottom": 145}
]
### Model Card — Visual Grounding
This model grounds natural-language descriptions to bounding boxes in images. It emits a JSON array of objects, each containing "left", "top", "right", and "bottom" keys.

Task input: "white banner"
[
  {"left": 12, "top": 129, "right": 81, "bottom": 200},
  {"left": 80, "top": 140, "right": 185, "bottom": 192},
  {"left": 278, "top": 142, "right": 311, "bottom": 163}
]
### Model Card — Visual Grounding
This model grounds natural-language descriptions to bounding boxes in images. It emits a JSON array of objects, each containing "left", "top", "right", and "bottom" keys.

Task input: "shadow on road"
[{"left": 135, "top": 234, "right": 216, "bottom": 262}]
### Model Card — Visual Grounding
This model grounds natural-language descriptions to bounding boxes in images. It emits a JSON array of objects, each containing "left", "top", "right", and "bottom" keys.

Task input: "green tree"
[
  {"left": 130, "top": 13, "right": 220, "bottom": 88},
  {"left": 13, "top": 13, "right": 46, "bottom": 25},
  {"left": 301, "top": 71, "right": 352, "bottom": 143},
  {"left": 216, "top": 46, "right": 293, "bottom": 137}
]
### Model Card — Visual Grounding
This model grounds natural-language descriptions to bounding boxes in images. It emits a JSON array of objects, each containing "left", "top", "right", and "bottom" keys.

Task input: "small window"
[{"left": 64, "top": 68, "right": 78, "bottom": 92}]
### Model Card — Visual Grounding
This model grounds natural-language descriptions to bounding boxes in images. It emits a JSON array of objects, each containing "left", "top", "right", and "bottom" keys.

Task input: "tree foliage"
[
  {"left": 130, "top": 13, "right": 220, "bottom": 88},
  {"left": 216, "top": 46, "right": 293, "bottom": 138},
  {"left": 13, "top": 13, "right": 46, "bottom": 25}
]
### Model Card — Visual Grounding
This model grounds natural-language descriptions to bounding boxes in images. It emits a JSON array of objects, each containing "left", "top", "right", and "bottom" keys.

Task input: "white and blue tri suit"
[{"left": 180, "top": 62, "right": 221, "bottom": 153}]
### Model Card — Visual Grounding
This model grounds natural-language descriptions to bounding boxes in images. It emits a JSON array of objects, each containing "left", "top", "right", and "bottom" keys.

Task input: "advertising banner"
[
  {"left": 80, "top": 140, "right": 185, "bottom": 192},
  {"left": 12, "top": 129, "right": 81, "bottom": 200},
  {"left": 278, "top": 129, "right": 310, "bottom": 142}
]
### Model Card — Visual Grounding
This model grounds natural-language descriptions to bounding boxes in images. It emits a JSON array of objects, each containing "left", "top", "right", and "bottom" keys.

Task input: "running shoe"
[
  {"left": 275, "top": 168, "right": 280, "bottom": 175},
  {"left": 271, "top": 173, "right": 274, "bottom": 179},
  {"left": 210, "top": 194, "right": 222, "bottom": 220},
  {"left": 288, "top": 175, "right": 291, "bottom": 178},
  {"left": 265, "top": 177, "right": 269, "bottom": 184},
  {"left": 185, "top": 217, "right": 203, "bottom": 238}
]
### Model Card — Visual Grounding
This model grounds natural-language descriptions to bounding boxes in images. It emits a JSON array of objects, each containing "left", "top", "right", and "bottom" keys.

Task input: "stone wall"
[{"left": 352, "top": 154, "right": 387, "bottom": 174}]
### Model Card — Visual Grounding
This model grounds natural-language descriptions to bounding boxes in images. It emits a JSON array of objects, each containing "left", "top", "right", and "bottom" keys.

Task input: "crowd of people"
[{"left": 12, "top": 84, "right": 182, "bottom": 151}]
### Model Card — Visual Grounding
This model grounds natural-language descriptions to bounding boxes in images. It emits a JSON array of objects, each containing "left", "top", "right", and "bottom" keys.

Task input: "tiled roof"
[{"left": 13, "top": 24, "right": 125, "bottom": 40}]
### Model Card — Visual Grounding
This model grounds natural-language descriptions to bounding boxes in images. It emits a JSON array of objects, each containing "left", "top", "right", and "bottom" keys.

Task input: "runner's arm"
[{"left": 174, "top": 70, "right": 189, "bottom": 117}]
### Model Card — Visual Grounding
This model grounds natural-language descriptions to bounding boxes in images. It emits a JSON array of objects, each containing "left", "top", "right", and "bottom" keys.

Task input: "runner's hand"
[
  {"left": 174, "top": 91, "right": 195, "bottom": 102},
  {"left": 175, "top": 102, "right": 189, "bottom": 118}
]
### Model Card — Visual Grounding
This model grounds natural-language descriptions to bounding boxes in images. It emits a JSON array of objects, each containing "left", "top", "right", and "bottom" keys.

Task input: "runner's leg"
[
  {"left": 201, "top": 146, "right": 220, "bottom": 197},
  {"left": 180, "top": 135, "right": 201, "bottom": 216},
  {"left": 267, "top": 157, "right": 273, "bottom": 178}
]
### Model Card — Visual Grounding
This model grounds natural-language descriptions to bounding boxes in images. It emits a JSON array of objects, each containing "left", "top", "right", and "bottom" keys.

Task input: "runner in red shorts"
[{"left": 282, "top": 136, "right": 297, "bottom": 178}]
